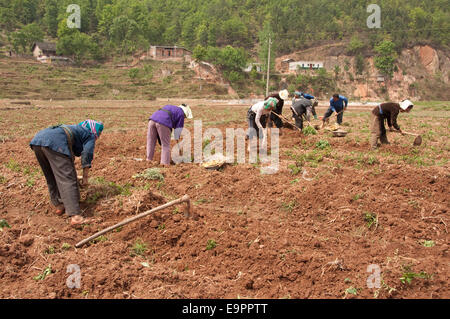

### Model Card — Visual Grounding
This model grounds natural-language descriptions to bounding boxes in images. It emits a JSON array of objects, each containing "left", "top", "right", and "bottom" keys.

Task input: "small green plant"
[
  {"left": 133, "top": 168, "right": 164, "bottom": 181},
  {"left": 90, "top": 235, "right": 108, "bottom": 244},
  {"left": 0, "top": 219, "right": 11, "bottom": 231},
  {"left": 280, "top": 200, "right": 297, "bottom": 213},
  {"left": 352, "top": 193, "right": 365, "bottom": 201},
  {"left": 364, "top": 212, "right": 378, "bottom": 229},
  {"left": 33, "top": 265, "right": 52, "bottom": 281},
  {"left": 303, "top": 126, "right": 317, "bottom": 135},
  {"left": 367, "top": 156, "right": 379, "bottom": 165},
  {"left": 113, "top": 226, "right": 123, "bottom": 233},
  {"left": 421, "top": 240, "right": 435, "bottom": 247},
  {"left": 157, "top": 223, "right": 166, "bottom": 231},
  {"left": 44, "top": 246, "right": 55, "bottom": 254},
  {"left": 400, "top": 266, "right": 432, "bottom": 284},
  {"left": 206, "top": 239, "right": 217, "bottom": 250},
  {"left": 345, "top": 287, "right": 358, "bottom": 295},
  {"left": 131, "top": 239, "right": 147, "bottom": 257},
  {"left": 0, "top": 175, "right": 6, "bottom": 184},
  {"left": 315, "top": 140, "right": 330, "bottom": 150},
  {"left": 61, "top": 243, "right": 71, "bottom": 250}
]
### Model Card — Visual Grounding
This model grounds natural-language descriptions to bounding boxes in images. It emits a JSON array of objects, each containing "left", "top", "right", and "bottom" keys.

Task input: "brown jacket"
[{"left": 372, "top": 102, "right": 401, "bottom": 130}]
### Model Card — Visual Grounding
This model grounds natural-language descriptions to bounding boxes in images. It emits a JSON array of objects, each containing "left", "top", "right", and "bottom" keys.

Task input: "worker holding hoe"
[
  {"left": 370, "top": 99, "right": 414, "bottom": 150},
  {"left": 30, "top": 119, "right": 104, "bottom": 227},
  {"left": 322, "top": 93, "right": 348, "bottom": 126},
  {"left": 147, "top": 104, "right": 193, "bottom": 166},
  {"left": 296, "top": 91, "right": 318, "bottom": 120},
  {"left": 291, "top": 92, "right": 312, "bottom": 130},
  {"left": 246, "top": 97, "right": 278, "bottom": 150},
  {"left": 265, "top": 89, "right": 289, "bottom": 135}
]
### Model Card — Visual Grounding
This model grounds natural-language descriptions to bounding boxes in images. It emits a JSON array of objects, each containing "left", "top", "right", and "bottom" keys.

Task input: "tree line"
[{"left": 1, "top": 0, "right": 448, "bottom": 79}]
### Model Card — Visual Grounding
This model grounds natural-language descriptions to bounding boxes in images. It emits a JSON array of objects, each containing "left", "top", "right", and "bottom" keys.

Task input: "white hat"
[
  {"left": 279, "top": 89, "right": 289, "bottom": 100},
  {"left": 400, "top": 99, "right": 413, "bottom": 110},
  {"left": 179, "top": 104, "right": 193, "bottom": 119}
]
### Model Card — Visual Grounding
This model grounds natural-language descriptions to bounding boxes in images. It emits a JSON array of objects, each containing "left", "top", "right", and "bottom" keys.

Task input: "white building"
[
  {"left": 289, "top": 61, "right": 324, "bottom": 71},
  {"left": 243, "top": 63, "right": 262, "bottom": 73}
]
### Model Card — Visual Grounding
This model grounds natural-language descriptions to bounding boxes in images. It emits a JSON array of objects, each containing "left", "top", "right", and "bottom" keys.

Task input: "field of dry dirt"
[{"left": 0, "top": 99, "right": 448, "bottom": 299}]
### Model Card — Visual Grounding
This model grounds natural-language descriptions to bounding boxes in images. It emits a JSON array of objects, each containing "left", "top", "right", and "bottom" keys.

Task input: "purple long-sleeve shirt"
[{"left": 150, "top": 105, "right": 185, "bottom": 139}]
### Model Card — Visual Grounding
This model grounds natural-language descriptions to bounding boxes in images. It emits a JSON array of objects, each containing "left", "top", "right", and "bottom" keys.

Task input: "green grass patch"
[
  {"left": 315, "top": 139, "right": 330, "bottom": 150},
  {"left": 400, "top": 266, "right": 433, "bottom": 285},
  {"left": 133, "top": 168, "right": 164, "bottom": 181},
  {"left": 303, "top": 126, "right": 317, "bottom": 135}
]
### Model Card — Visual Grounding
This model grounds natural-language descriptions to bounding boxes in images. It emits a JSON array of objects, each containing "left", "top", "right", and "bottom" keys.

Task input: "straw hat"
[{"left": 279, "top": 89, "right": 289, "bottom": 100}]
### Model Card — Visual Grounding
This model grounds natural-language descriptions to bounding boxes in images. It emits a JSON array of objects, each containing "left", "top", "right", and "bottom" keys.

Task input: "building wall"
[
  {"left": 289, "top": 61, "right": 324, "bottom": 71},
  {"left": 150, "top": 46, "right": 191, "bottom": 59}
]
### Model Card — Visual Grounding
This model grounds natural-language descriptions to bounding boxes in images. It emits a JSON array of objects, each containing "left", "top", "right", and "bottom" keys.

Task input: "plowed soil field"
[{"left": 0, "top": 99, "right": 448, "bottom": 299}]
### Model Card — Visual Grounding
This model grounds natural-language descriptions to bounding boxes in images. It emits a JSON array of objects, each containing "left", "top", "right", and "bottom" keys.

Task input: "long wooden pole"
[
  {"left": 75, "top": 195, "right": 191, "bottom": 248},
  {"left": 270, "top": 111, "right": 303, "bottom": 133},
  {"left": 265, "top": 36, "right": 271, "bottom": 97}
]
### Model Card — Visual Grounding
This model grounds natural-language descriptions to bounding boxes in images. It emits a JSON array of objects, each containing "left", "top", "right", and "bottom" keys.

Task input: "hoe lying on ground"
[{"left": 75, "top": 195, "right": 191, "bottom": 248}]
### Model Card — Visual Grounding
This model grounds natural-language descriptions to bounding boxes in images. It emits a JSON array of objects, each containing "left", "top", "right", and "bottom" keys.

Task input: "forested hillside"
[
  {"left": 1, "top": 0, "right": 448, "bottom": 58},
  {"left": 1, "top": 0, "right": 449, "bottom": 100}
]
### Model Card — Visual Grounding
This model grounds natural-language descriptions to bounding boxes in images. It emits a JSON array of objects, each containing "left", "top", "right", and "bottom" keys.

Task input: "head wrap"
[
  {"left": 179, "top": 104, "right": 193, "bottom": 119},
  {"left": 294, "top": 91, "right": 302, "bottom": 97},
  {"left": 78, "top": 119, "right": 104, "bottom": 139},
  {"left": 264, "top": 97, "right": 278, "bottom": 109},
  {"left": 400, "top": 99, "right": 413, "bottom": 110}
]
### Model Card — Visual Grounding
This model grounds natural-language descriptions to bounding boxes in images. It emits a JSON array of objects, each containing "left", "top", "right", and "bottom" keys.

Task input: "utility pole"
[{"left": 265, "top": 35, "right": 272, "bottom": 97}]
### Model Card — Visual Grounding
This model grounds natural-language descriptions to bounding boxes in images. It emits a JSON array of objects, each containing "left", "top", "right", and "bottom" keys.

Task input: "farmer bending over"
[
  {"left": 147, "top": 104, "right": 193, "bottom": 165},
  {"left": 322, "top": 93, "right": 348, "bottom": 126},
  {"left": 246, "top": 97, "right": 278, "bottom": 148},
  {"left": 370, "top": 99, "right": 413, "bottom": 150},
  {"left": 296, "top": 91, "right": 318, "bottom": 120},
  {"left": 291, "top": 93, "right": 312, "bottom": 130},
  {"left": 30, "top": 120, "right": 104, "bottom": 226},
  {"left": 265, "top": 89, "right": 289, "bottom": 135}
]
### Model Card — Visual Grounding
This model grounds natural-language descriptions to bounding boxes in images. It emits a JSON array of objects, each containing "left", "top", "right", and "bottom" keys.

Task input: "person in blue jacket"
[
  {"left": 322, "top": 93, "right": 348, "bottom": 126},
  {"left": 30, "top": 120, "right": 104, "bottom": 226}
]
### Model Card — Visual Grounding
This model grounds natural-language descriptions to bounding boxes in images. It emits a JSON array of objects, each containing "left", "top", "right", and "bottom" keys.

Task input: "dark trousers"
[
  {"left": 292, "top": 106, "right": 307, "bottom": 130},
  {"left": 247, "top": 109, "right": 267, "bottom": 139},
  {"left": 268, "top": 105, "right": 283, "bottom": 128},
  {"left": 32, "top": 145, "right": 80, "bottom": 216},
  {"left": 323, "top": 107, "right": 344, "bottom": 124}
]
